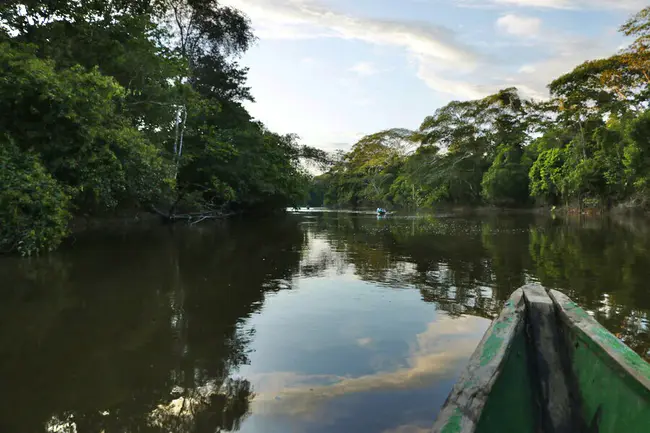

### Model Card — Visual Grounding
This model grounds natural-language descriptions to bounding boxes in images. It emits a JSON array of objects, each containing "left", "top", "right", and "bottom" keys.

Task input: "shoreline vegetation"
[
  {"left": 0, "top": 0, "right": 328, "bottom": 256},
  {"left": 303, "top": 8, "right": 650, "bottom": 223},
  {"left": 297, "top": 204, "right": 648, "bottom": 217},
  {"left": 2, "top": 3, "right": 650, "bottom": 256}
]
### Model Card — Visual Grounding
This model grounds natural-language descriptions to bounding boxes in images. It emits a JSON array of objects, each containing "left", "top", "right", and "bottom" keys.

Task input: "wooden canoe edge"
[
  {"left": 548, "top": 290, "right": 650, "bottom": 393},
  {"left": 522, "top": 284, "right": 579, "bottom": 433},
  {"left": 431, "top": 289, "right": 526, "bottom": 433}
]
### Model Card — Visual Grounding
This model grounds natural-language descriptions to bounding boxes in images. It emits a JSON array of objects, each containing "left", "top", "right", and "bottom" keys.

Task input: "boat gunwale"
[
  {"left": 432, "top": 286, "right": 650, "bottom": 433},
  {"left": 549, "top": 289, "right": 650, "bottom": 396},
  {"left": 431, "top": 288, "right": 526, "bottom": 433}
]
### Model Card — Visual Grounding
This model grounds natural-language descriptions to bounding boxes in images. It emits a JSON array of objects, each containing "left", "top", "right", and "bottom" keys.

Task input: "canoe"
[{"left": 432, "top": 285, "right": 650, "bottom": 433}]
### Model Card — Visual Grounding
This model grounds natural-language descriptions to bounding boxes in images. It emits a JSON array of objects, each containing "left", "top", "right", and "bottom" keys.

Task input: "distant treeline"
[
  {"left": 0, "top": 0, "right": 328, "bottom": 255},
  {"left": 306, "top": 7, "right": 650, "bottom": 213}
]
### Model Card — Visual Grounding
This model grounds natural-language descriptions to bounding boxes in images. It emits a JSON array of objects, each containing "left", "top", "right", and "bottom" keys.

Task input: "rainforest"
[
  {"left": 306, "top": 7, "right": 650, "bottom": 214},
  {"left": 2, "top": 2, "right": 650, "bottom": 256},
  {"left": 0, "top": 0, "right": 327, "bottom": 255}
]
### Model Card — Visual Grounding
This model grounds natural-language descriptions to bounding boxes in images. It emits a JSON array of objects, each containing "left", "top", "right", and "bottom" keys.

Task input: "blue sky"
[{"left": 220, "top": 0, "right": 645, "bottom": 152}]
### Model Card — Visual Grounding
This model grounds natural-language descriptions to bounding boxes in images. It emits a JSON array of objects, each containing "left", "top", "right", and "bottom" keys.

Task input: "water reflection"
[
  {"left": 243, "top": 315, "right": 487, "bottom": 429},
  {"left": 303, "top": 212, "right": 650, "bottom": 360},
  {"left": 0, "top": 218, "right": 304, "bottom": 433},
  {"left": 0, "top": 212, "right": 649, "bottom": 433}
]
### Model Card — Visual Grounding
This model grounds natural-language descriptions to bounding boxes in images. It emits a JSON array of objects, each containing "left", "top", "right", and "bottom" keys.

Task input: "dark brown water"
[{"left": 1, "top": 211, "right": 649, "bottom": 433}]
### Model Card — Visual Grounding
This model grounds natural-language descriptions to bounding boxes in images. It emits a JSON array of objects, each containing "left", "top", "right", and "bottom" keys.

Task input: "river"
[{"left": 1, "top": 210, "right": 649, "bottom": 433}]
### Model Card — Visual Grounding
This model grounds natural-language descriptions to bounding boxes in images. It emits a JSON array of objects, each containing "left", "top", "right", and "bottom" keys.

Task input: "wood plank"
[
  {"left": 522, "top": 284, "right": 578, "bottom": 433},
  {"left": 549, "top": 290, "right": 650, "bottom": 433},
  {"left": 472, "top": 324, "right": 536, "bottom": 433},
  {"left": 432, "top": 289, "right": 526, "bottom": 433},
  {"left": 549, "top": 290, "right": 650, "bottom": 391}
]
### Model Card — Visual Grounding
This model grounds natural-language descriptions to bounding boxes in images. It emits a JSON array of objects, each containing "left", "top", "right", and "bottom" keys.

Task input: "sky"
[{"left": 219, "top": 0, "right": 646, "bottom": 153}]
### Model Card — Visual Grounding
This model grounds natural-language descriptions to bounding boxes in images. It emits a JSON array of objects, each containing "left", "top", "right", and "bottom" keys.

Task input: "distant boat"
[
  {"left": 432, "top": 284, "right": 650, "bottom": 433},
  {"left": 376, "top": 208, "right": 387, "bottom": 216}
]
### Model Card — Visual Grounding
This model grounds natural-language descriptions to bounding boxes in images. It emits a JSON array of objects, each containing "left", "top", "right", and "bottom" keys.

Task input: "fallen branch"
[
  {"left": 149, "top": 205, "right": 235, "bottom": 224},
  {"left": 189, "top": 215, "right": 214, "bottom": 225}
]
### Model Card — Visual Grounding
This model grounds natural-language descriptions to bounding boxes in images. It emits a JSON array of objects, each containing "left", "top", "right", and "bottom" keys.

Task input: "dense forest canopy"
[
  {"left": 0, "top": 0, "right": 328, "bottom": 255},
  {"left": 307, "top": 6, "right": 650, "bottom": 213},
  {"left": 3, "top": 3, "right": 650, "bottom": 255}
]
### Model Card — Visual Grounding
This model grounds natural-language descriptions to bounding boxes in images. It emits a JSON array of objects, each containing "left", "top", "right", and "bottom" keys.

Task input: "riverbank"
[{"left": 68, "top": 212, "right": 161, "bottom": 234}]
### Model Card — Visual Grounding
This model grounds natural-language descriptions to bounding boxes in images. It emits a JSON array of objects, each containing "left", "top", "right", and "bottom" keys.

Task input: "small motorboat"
[
  {"left": 432, "top": 284, "right": 650, "bottom": 433},
  {"left": 376, "top": 207, "right": 387, "bottom": 216}
]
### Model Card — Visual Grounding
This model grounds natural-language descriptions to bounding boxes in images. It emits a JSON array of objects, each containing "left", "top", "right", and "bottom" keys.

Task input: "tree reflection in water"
[
  {"left": 0, "top": 217, "right": 304, "bottom": 433},
  {"left": 0, "top": 212, "right": 649, "bottom": 433},
  {"left": 301, "top": 212, "right": 650, "bottom": 358},
  {"left": 147, "top": 378, "right": 252, "bottom": 432}
]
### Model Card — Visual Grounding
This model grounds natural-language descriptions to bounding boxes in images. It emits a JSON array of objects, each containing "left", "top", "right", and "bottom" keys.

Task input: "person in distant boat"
[{"left": 376, "top": 207, "right": 387, "bottom": 215}]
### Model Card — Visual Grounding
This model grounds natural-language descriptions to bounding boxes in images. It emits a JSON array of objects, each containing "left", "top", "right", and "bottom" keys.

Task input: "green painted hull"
[{"left": 432, "top": 286, "right": 650, "bottom": 433}]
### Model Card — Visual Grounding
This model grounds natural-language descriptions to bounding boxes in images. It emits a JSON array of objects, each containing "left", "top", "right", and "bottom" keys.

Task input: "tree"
[
  {"left": 320, "top": 129, "right": 413, "bottom": 208},
  {"left": 481, "top": 144, "right": 531, "bottom": 207},
  {"left": 312, "top": 7, "right": 650, "bottom": 212},
  {"left": 0, "top": 138, "right": 70, "bottom": 256},
  {"left": 1, "top": 0, "right": 184, "bottom": 136},
  {"left": 0, "top": 42, "right": 172, "bottom": 211},
  {"left": 0, "top": 1, "right": 323, "bottom": 255},
  {"left": 415, "top": 88, "right": 534, "bottom": 205},
  {"left": 624, "top": 110, "right": 650, "bottom": 200},
  {"left": 620, "top": 6, "right": 650, "bottom": 88}
]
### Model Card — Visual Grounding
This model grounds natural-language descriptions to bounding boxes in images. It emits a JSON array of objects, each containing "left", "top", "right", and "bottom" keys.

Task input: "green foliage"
[
  {"left": 305, "top": 175, "right": 328, "bottom": 207},
  {"left": 624, "top": 110, "right": 650, "bottom": 194},
  {"left": 0, "top": 42, "right": 172, "bottom": 210},
  {"left": 0, "top": 139, "right": 70, "bottom": 256},
  {"left": 312, "top": 7, "right": 650, "bottom": 212},
  {"left": 319, "top": 129, "right": 412, "bottom": 208},
  {"left": 482, "top": 144, "right": 531, "bottom": 207},
  {"left": 0, "top": 0, "right": 318, "bottom": 255},
  {"left": 4, "top": 1, "right": 650, "bottom": 257},
  {"left": 529, "top": 148, "right": 567, "bottom": 203}
]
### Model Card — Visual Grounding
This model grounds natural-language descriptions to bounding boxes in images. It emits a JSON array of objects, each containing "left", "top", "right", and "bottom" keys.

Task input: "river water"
[{"left": 1, "top": 210, "right": 649, "bottom": 433}]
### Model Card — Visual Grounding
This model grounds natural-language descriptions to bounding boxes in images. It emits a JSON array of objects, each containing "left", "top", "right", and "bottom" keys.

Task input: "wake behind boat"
[{"left": 433, "top": 284, "right": 650, "bottom": 433}]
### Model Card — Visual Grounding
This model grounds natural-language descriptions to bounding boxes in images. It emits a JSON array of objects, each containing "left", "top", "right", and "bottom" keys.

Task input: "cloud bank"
[
  {"left": 490, "top": 0, "right": 645, "bottom": 10},
  {"left": 221, "top": 0, "right": 477, "bottom": 68},
  {"left": 222, "top": 0, "right": 625, "bottom": 103}
]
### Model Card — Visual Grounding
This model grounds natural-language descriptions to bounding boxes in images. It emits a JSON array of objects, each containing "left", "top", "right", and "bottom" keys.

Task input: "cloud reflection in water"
[{"left": 243, "top": 314, "right": 489, "bottom": 429}]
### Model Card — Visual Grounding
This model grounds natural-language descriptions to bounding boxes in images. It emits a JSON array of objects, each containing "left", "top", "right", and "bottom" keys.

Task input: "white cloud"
[
  {"left": 414, "top": 53, "right": 548, "bottom": 100},
  {"left": 357, "top": 337, "right": 374, "bottom": 346},
  {"left": 496, "top": 14, "right": 542, "bottom": 37},
  {"left": 220, "top": 0, "right": 478, "bottom": 70},
  {"left": 493, "top": 0, "right": 571, "bottom": 7},
  {"left": 415, "top": 61, "right": 490, "bottom": 100},
  {"left": 352, "top": 98, "right": 374, "bottom": 106},
  {"left": 508, "top": 34, "right": 620, "bottom": 99},
  {"left": 220, "top": 0, "right": 487, "bottom": 104},
  {"left": 299, "top": 56, "right": 321, "bottom": 69},
  {"left": 226, "top": 0, "right": 626, "bottom": 135},
  {"left": 518, "top": 64, "right": 536, "bottom": 73},
  {"left": 490, "top": 0, "right": 645, "bottom": 9},
  {"left": 349, "top": 61, "right": 379, "bottom": 76}
]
